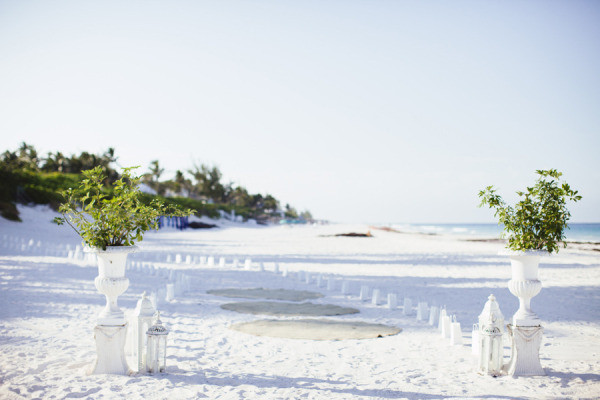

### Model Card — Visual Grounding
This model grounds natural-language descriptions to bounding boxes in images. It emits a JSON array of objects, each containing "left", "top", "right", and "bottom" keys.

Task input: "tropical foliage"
[
  {"left": 1, "top": 143, "right": 309, "bottom": 224},
  {"left": 54, "top": 166, "right": 192, "bottom": 249},
  {"left": 479, "top": 169, "right": 582, "bottom": 253}
]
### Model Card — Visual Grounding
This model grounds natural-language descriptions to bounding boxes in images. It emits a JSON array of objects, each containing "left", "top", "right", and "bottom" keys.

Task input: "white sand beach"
[{"left": 0, "top": 206, "right": 599, "bottom": 399}]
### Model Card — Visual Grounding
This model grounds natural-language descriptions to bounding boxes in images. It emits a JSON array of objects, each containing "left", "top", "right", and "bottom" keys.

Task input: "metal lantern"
[
  {"left": 477, "top": 294, "right": 506, "bottom": 376},
  {"left": 132, "top": 292, "right": 156, "bottom": 373},
  {"left": 146, "top": 312, "right": 169, "bottom": 374}
]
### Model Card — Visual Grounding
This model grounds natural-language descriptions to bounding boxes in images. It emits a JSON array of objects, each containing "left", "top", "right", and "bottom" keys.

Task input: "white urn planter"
[
  {"left": 86, "top": 245, "right": 138, "bottom": 375},
  {"left": 89, "top": 246, "right": 138, "bottom": 325},
  {"left": 502, "top": 250, "right": 545, "bottom": 327}
]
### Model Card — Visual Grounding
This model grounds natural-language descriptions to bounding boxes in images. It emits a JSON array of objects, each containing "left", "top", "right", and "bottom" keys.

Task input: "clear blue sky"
[{"left": 1, "top": 1, "right": 598, "bottom": 222}]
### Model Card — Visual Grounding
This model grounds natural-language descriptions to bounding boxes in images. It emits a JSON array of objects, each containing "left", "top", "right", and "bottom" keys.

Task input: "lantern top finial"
[
  {"left": 478, "top": 293, "right": 505, "bottom": 331},
  {"left": 147, "top": 312, "right": 169, "bottom": 336}
]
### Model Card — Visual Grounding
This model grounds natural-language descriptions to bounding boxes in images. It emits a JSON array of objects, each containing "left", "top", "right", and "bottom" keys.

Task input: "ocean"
[{"left": 389, "top": 223, "right": 600, "bottom": 243}]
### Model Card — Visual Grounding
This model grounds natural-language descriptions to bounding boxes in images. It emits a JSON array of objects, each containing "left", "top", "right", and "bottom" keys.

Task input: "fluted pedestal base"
[
  {"left": 506, "top": 324, "right": 545, "bottom": 376},
  {"left": 90, "top": 324, "right": 130, "bottom": 375}
]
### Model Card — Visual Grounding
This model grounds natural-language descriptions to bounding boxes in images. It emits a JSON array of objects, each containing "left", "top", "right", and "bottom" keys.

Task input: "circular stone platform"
[
  {"left": 221, "top": 301, "right": 359, "bottom": 316},
  {"left": 230, "top": 319, "right": 402, "bottom": 340},
  {"left": 207, "top": 288, "right": 323, "bottom": 302}
]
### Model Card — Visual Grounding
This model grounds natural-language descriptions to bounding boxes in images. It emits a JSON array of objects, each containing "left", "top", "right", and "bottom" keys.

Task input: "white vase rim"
[
  {"left": 84, "top": 245, "right": 139, "bottom": 254},
  {"left": 498, "top": 249, "right": 548, "bottom": 257}
]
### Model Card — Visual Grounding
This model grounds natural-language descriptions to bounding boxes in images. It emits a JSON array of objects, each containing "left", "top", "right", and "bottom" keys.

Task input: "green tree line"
[{"left": 0, "top": 143, "right": 312, "bottom": 223}]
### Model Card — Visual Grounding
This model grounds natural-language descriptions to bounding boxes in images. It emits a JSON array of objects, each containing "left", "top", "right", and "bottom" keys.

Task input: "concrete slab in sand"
[
  {"left": 208, "top": 288, "right": 323, "bottom": 302},
  {"left": 230, "top": 319, "right": 402, "bottom": 340},
  {"left": 221, "top": 301, "right": 359, "bottom": 316}
]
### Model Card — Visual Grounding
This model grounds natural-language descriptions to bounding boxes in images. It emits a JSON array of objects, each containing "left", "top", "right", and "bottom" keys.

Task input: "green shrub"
[
  {"left": 55, "top": 166, "right": 192, "bottom": 249},
  {"left": 0, "top": 201, "right": 20, "bottom": 221},
  {"left": 479, "top": 169, "right": 582, "bottom": 253}
]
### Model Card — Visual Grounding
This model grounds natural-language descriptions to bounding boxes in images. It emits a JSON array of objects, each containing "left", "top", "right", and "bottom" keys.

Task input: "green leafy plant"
[
  {"left": 54, "top": 166, "right": 193, "bottom": 250},
  {"left": 478, "top": 169, "right": 582, "bottom": 253}
]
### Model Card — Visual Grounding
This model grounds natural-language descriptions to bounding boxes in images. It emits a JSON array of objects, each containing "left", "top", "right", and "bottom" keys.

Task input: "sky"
[{"left": 1, "top": 0, "right": 598, "bottom": 223}]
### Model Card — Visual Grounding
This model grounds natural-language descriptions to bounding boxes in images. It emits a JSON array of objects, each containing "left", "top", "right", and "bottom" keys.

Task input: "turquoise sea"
[{"left": 389, "top": 223, "right": 600, "bottom": 243}]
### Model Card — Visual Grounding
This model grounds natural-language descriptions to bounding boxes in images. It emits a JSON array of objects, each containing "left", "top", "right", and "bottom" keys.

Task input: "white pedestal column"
[
  {"left": 507, "top": 324, "right": 545, "bottom": 376},
  {"left": 90, "top": 324, "right": 130, "bottom": 375}
]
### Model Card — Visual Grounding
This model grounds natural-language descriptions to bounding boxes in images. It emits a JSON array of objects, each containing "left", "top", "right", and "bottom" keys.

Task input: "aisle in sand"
[
  {"left": 231, "top": 319, "right": 402, "bottom": 340},
  {"left": 209, "top": 288, "right": 402, "bottom": 340},
  {"left": 221, "top": 301, "right": 359, "bottom": 316},
  {"left": 207, "top": 288, "right": 323, "bottom": 301}
]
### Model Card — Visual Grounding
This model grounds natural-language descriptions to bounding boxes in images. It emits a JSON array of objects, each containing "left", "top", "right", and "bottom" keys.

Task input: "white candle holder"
[
  {"left": 416, "top": 302, "right": 429, "bottom": 321},
  {"left": 371, "top": 289, "right": 383, "bottom": 305},
  {"left": 441, "top": 314, "right": 451, "bottom": 339},
  {"left": 359, "top": 285, "right": 370, "bottom": 301},
  {"left": 327, "top": 277, "right": 335, "bottom": 291},
  {"left": 403, "top": 298, "right": 413, "bottom": 316},
  {"left": 450, "top": 316, "right": 462, "bottom": 345},
  {"left": 428, "top": 306, "right": 439, "bottom": 326},
  {"left": 387, "top": 293, "right": 398, "bottom": 309},
  {"left": 341, "top": 281, "right": 350, "bottom": 295}
]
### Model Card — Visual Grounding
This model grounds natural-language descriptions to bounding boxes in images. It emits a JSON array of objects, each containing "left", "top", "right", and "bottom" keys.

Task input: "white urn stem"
[
  {"left": 508, "top": 279, "right": 542, "bottom": 327},
  {"left": 95, "top": 276, "right": 130, "bottom": 325},
  {"left": 506, "top": 252, "right": 544, "bottom": 327}
]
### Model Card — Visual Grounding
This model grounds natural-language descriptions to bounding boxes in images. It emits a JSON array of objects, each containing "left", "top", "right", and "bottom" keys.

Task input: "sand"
[{"left": 0, "top": 205, "right": 599, "bottom": 399}]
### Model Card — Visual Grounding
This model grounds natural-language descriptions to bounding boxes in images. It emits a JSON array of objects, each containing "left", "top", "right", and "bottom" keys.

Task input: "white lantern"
[
  {"left": 132, "top": 292, "right": 156, "bottom": 373},
  {"left": 478, "top": 319, "right": 504, "bottom": 376},
  {"left": 146, "top": 312, "right": 169, "bottom": 374},
  {"left": 477, "top": 294, "right": 505, "bottom": 376}
]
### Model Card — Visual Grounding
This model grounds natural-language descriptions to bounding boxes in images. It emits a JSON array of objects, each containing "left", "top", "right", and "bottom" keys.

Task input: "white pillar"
[
  {"left": 90, "top": 325, "right": 129, "bottom": 375},
  {"left": 507, "top": 325, "right": 545, "bottom": 376}
]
